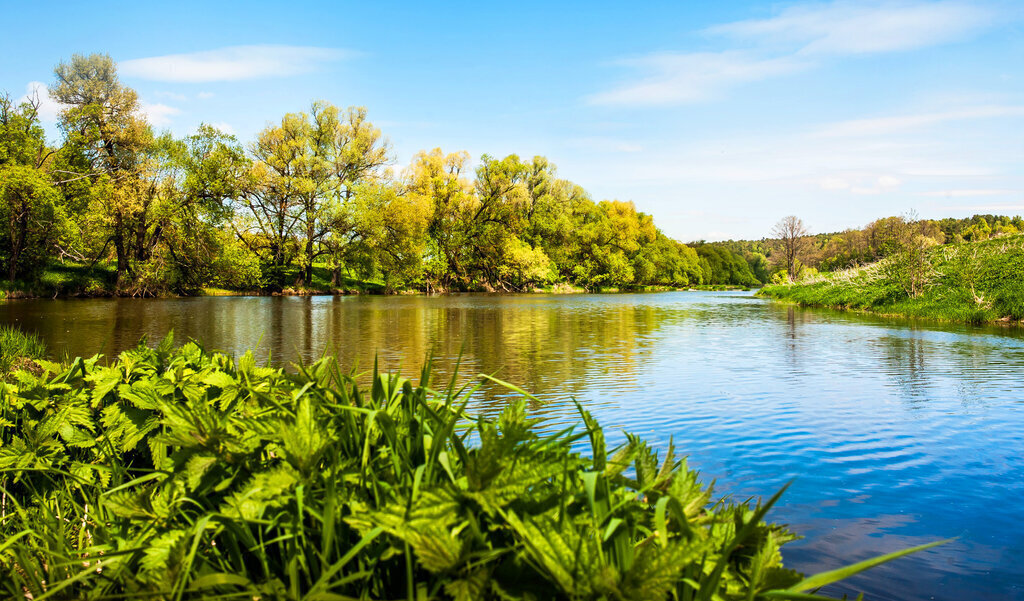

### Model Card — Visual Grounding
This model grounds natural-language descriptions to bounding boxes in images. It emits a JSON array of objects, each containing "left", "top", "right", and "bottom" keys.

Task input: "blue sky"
[{"left": 3, "top": 0, "right": 1024, "bottom": 241}]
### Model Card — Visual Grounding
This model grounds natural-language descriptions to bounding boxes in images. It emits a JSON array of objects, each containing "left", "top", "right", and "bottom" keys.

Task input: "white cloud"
[
  {"left": 937, "top": 203, "right": 1024, "bottom": 212},
  {"left": 588, "top": 52, "right": 806, "bottom": 106},
  {"left": 138, "top": 101, "right": 180, "bottom": 126},
  {"left": 816, "top": 174, "right": 902, "bottom": 195},
  {"left": 206, "top": 121, "right": 235, "bottom": 135},
  {"left": 119, "top": 45, "right": 353, "bottom": 83},
  {"left": 197, "top": 91, "right": 215, "bottom": 99},
  {"left": 565, "top": 136, "right": 644, "bottom": 153},
  {"left": 815, "top": 105, "right": 1024, "bottom": 137},
  {"left": 590, "top": 1, "right": 996, "bottom": 107},
  {"left": 922, "top": 189, "right": 1017, "bottom": 197},
  {"left": 710, "top": 1, "right": 994, "bottom": 56},
  {"left": 18, "top": 81, "right": 64, "bottom": 122},
  {"left": 154, "top": 91, "right": 187, "bottom": 101}
]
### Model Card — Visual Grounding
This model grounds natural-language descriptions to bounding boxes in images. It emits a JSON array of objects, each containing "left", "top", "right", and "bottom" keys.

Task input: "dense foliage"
[
  {"left": 758, "top": 234, "right": 1024, "bottom": 323},
  {"left": 1, "top": 54, "right": 759, "bottom": 296},
  {"left": 0, "top": 335, "right": 932, "bottom": 600}
]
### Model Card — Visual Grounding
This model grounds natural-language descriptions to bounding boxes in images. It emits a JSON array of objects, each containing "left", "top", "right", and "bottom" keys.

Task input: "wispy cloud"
[
  {"left": 119, "top": 45, "right": 354, "bottom": 83},
  {"left": 590, "top": 1, "right": 996, "bottom": 107},
  {"left": 937, "top": 203, "right": 1024, "bottom": 212},
  {"left": 819, "top": 174, "right": 903, "bottom": 195},
  {"left": 923, "top": 189, "right": 1018, "bottom": 197},
  {"left": 206, "top": 121, "right": 235, "bottom": 135},
  {"left": 565, "top": 136, "right": 645, "bottom": 153},
  {"left": 710, "top": 0, "right": 994, "bottom": 56},
  {"left": 138, "top": 101, "right": 180, "bottom": 126},
  {"left": 588, "top": 52, "right": 805, "bottom": 106},
  {"left": 153, "top": 91, "right": 187, "bottom": 101},
  {"left": 815, "top": 105, "right": 1024, "bottom": 137}
]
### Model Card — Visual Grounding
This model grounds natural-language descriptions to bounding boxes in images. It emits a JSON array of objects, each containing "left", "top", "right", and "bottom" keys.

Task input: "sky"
[{"left": 2, "top": 0, "right": 1024, "bottom": 241}]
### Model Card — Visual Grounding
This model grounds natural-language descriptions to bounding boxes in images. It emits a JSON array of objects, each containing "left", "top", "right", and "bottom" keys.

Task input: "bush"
[
  {"left": 992, "top": 281, "right": 1024, "bottom": 320},
  {"left": 0, "top": 335, "right": 936, "bottom": 600}
]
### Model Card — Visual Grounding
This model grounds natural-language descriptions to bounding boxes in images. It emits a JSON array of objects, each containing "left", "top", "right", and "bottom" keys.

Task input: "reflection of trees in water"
[
  {"left": 0, "top": 295, "right": 680, "bottom": 421},
  {"left": 10, "top": 296, "right": 673, "bottom": 415},
  {"left": 306, "top": 297, "right": 671, "bottom": 414},
  {"left": 764, "top": 303, "right": 815, "bottom": 374},
  {"left": 876, "top": 332, "right": 930, "bottom": 407},
  {"left": 762, "top": 301, "right": 1024, "bottom": 410}
]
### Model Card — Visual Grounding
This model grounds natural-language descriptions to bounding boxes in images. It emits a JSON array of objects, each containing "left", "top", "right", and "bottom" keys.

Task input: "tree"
[
  {"left": 349, "top": 181, "right": 433, "bottom": 291},
  {"left": 405, "top": 149, "right": 473, "bottom": 290},
  {"left": 156, "top": 125, "right": 249, "bottom": 289},
  {"left": 770, "top": 216, "right": 810, "bottom": 281},
  {"left": 0, "top": 94, "right": 64, "bottom": 281},
  {"left": 50, "top": 53, "right": 152, "bottom": 285},
  {"left": 238, "top": 103, "right": 390, "bottom": 286}
]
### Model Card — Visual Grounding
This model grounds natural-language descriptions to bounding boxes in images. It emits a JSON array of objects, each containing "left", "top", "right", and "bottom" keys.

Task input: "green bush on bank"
[
  {"left": 759, "top": 235, "right": 1024, "bottom": 324},
  {"left": 0, "top": 335, "right": 934, "bottom": 600}
]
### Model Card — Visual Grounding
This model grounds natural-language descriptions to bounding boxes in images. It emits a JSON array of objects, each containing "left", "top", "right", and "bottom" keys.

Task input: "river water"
[{"left": 2, "top": 291, "right": 1022, "bottom": 600}]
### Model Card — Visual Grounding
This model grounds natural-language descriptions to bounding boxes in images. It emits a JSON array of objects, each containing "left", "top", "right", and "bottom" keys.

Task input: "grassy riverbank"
[
  {"left": 758, "top": 235, "right": 1024, "bottom": 324},
  {"left": 1, "top": 264, "right": 744, "bottom": 299},
  {"left": 0, "top": 325, "right": 45, "bottom": 372},
  {"left": 0, "top": 334, "right": 933, "bottom": 600},
  {"left": 0, "top": 263, "right": 388, "bottom": 299}
]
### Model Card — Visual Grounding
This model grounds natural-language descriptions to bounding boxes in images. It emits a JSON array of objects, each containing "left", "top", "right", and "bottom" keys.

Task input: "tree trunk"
[{"left": 114, "top": 213, "right": 131, "bottom": 285}]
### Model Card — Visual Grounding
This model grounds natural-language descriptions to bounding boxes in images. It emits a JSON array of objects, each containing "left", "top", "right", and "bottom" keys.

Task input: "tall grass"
[
  {"left": 759, "top": 235, "right": 1024, "bottom": 324},
  {"left": 0, "top": 325, "right": 46, "bottom": 372},
  {"left": 0, "top": 334, "right": 938, "bottom": 600}
]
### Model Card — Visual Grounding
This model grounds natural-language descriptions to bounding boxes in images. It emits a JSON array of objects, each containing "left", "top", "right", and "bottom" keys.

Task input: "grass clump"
[
  {"left": 0, "top": 334, "right": 936, "bottom": 600},
  {"left": 758, "top": 235, "right": 1024, "bottom": 324},
  {"left": 0, "top": 326, "right": 46, "bottom": 372}
]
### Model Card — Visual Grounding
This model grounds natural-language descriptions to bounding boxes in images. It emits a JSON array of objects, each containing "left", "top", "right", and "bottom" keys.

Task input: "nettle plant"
[{"left": 0, "top": 334, "right": 935, "bottom": 600}]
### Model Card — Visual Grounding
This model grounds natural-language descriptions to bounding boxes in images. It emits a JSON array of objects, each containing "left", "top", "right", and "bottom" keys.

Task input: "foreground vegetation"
[
  {"left": 0, "top": 334, "right": 935, "bottom": 600},
  {"left": 758, "top": 235, "right": 1024, "bottom": 324}
]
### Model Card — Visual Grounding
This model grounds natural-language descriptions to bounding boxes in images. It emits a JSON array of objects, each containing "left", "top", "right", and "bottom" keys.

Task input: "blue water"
[{"left": 3, "top": 291, "right": 1022, "bottom": 600}]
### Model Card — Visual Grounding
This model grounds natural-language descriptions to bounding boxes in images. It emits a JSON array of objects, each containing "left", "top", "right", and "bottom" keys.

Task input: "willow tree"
[
  {"left": 406, "top": 148, "right": 474, "bottom": 290},
  {"left": 49, "top": 53, "right": 152, "bottom": 285},
  {"left": 239, "top": 102, "right": 389, "bottom": 286},
  {"left": 468, "top": 153, "right": 532, "bottom": 288}
]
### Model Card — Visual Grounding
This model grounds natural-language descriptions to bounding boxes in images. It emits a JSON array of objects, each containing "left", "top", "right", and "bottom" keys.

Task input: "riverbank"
[
  {"left": 1, "top": 263, "right": 749, "bottom": 299},
  {"left": 758, "top": 235, "right": 1024, "bottom": 324}
]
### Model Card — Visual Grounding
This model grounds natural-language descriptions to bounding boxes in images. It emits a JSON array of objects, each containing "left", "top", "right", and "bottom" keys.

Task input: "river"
[{"left": 2, "top": 291, "right": 1022, "bottom": 600}]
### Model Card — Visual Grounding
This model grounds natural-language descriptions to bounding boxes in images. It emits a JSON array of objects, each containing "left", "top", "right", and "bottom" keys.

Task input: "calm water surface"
[{"left": 3, "top": 291, "right": 1023, "bottom": 600}]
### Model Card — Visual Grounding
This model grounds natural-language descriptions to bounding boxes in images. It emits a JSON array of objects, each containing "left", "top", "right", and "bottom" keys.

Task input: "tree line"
[{"left": 0, "top": 53, "right": 760, "bottom": 296}]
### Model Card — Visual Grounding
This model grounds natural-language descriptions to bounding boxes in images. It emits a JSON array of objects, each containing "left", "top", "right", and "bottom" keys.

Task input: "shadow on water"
[{"left": 3, "top": 291, "right": 1024, "bottom": 600}]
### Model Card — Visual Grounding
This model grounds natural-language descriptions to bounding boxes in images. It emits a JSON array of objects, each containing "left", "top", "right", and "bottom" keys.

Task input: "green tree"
[
  {"left": 50, "top": 53, "right": 153, "bottom": 286},
  {"left": 239, "top": 103, "right": 389, "bottom": 287},
  {"left": 0, "top": 94, "right": 64, "bottom": 281},
  {"left": 405, "top": 149, "right": 474, "bottom": 290}
]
